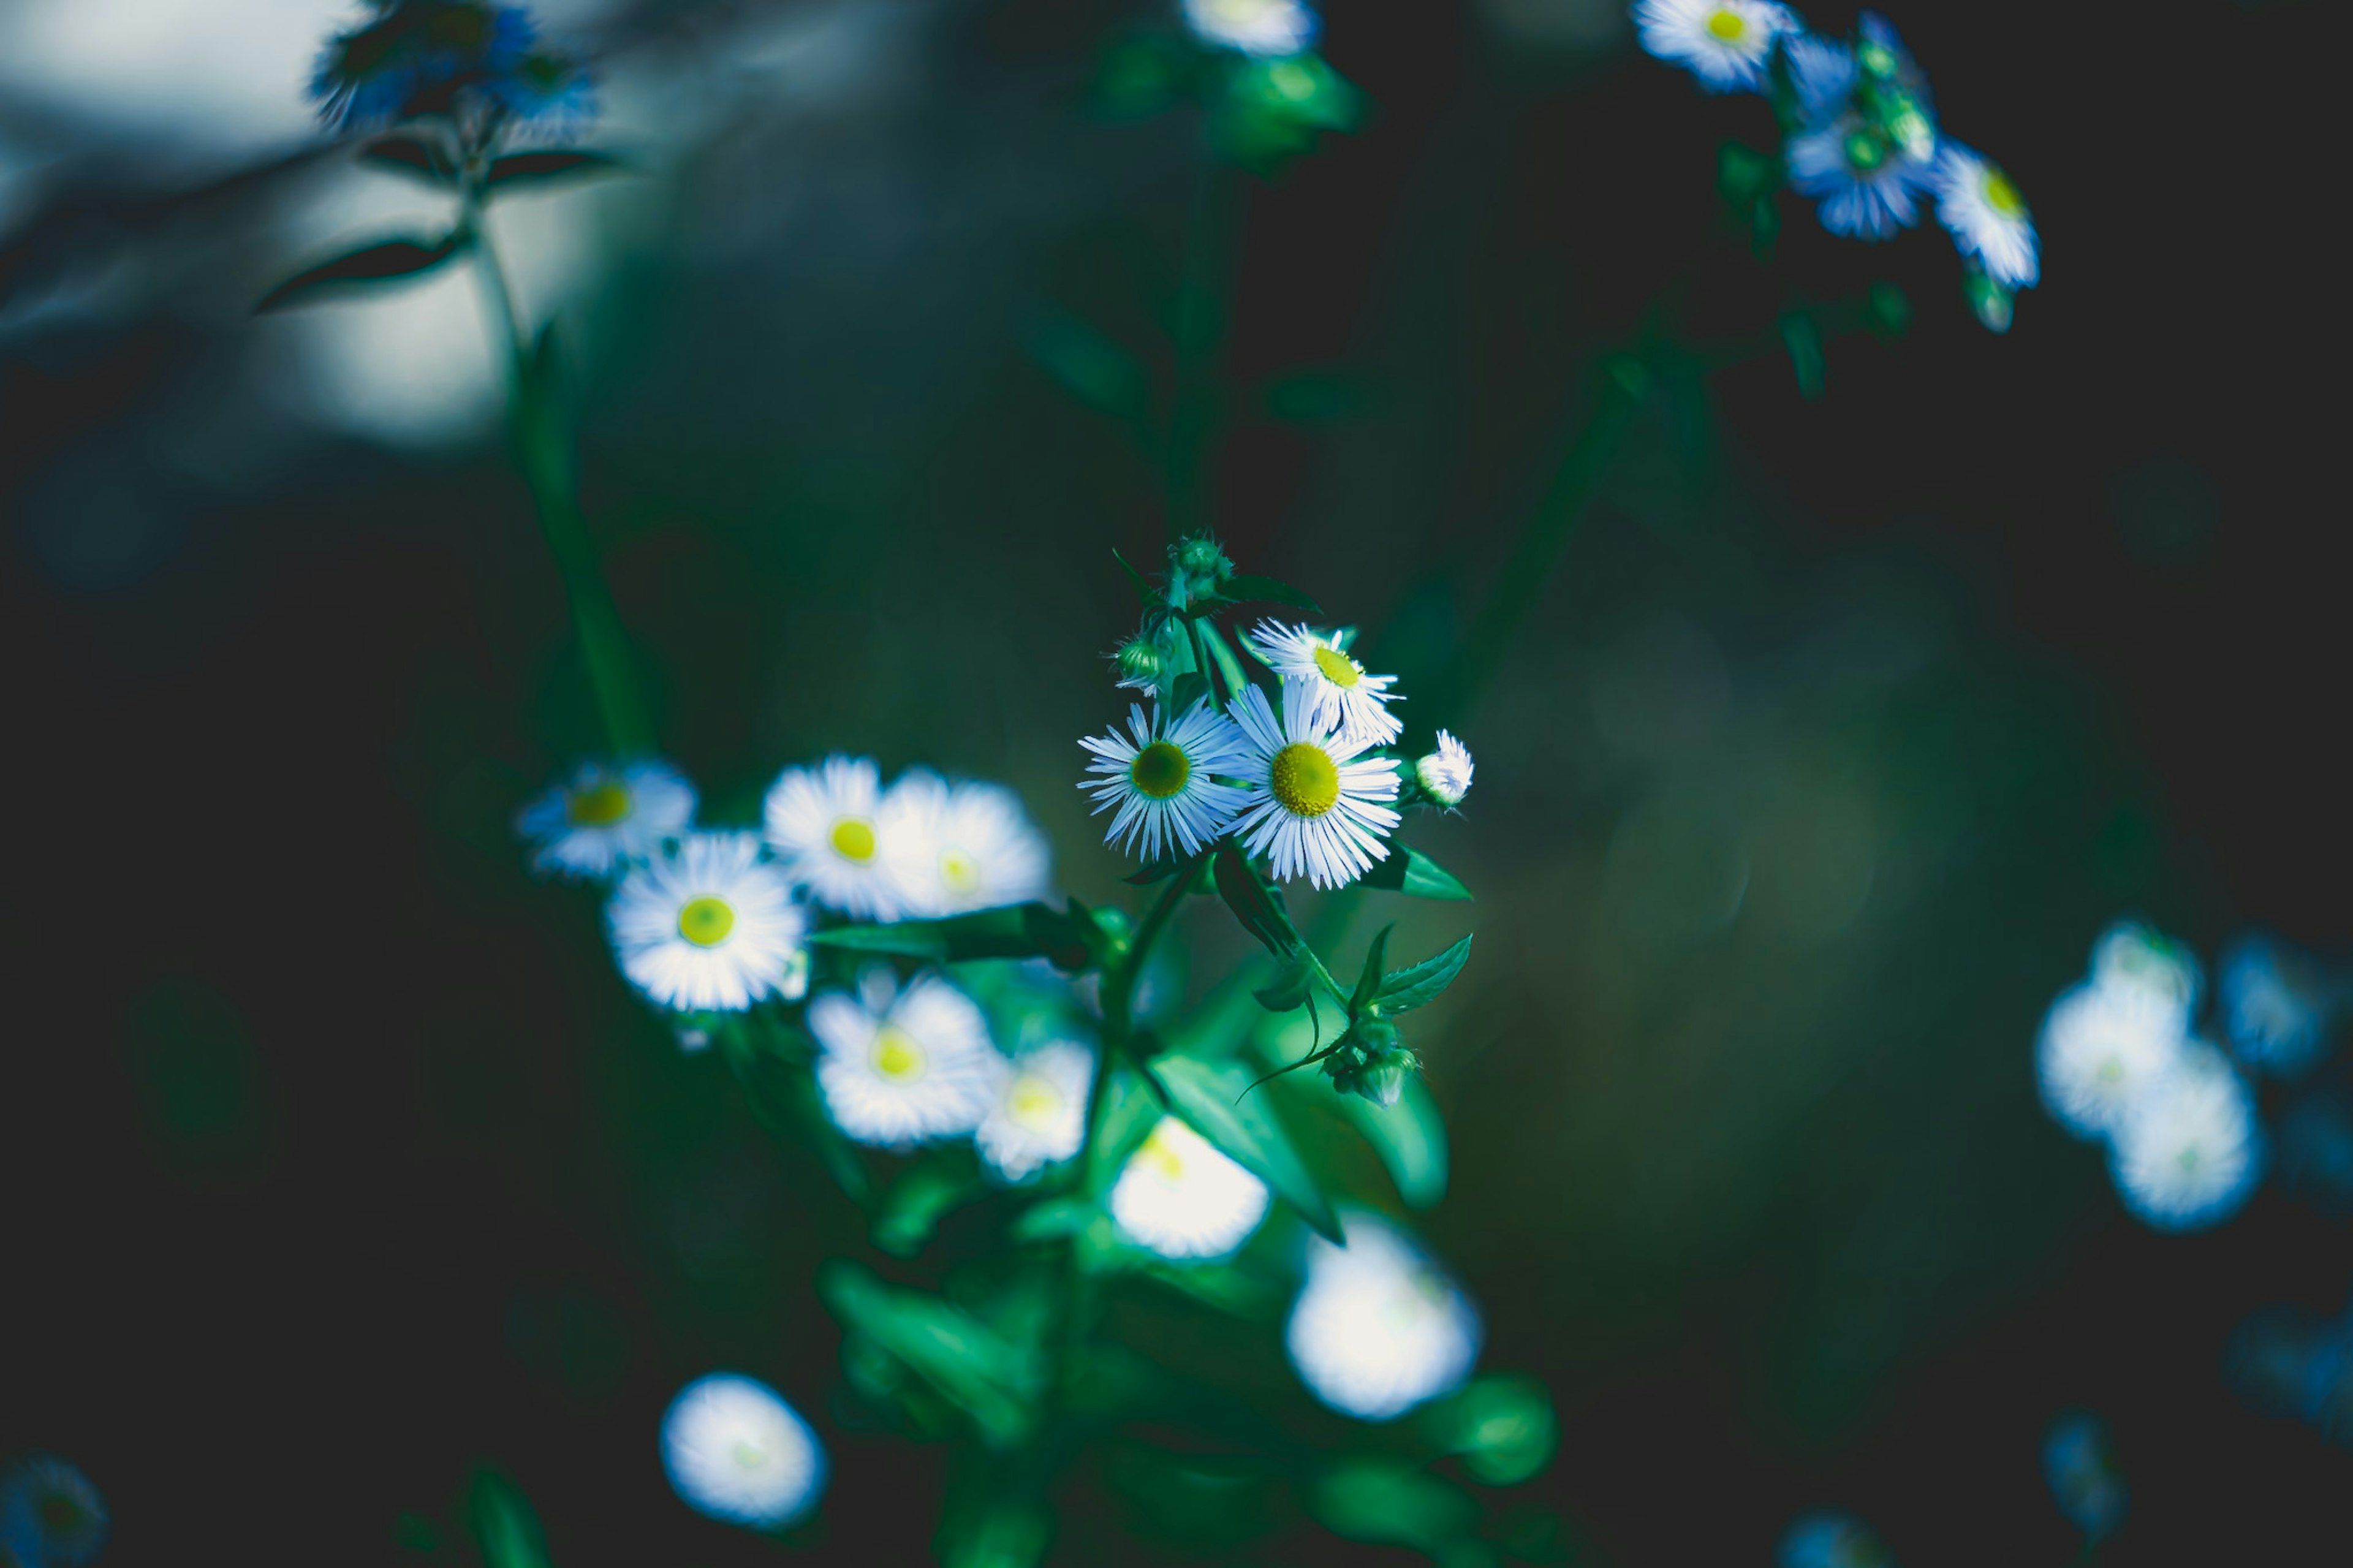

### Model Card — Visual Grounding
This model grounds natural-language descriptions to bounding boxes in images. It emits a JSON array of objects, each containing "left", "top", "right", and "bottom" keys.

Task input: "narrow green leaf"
[
  {"left": 1374, "top": 933, "right": 1472, "bottom": 1014},
  {"left": 1360, "top": 846, "right": 1472, "bottom": 901},
  {"left": 1218, "top": 572, "right": 1323, "bottom": 613},
  {"left": 1779, "top": 309, "right": 1826, "bottom": 401},
  {"left": 1214, "top": 845, "right": 1303, "bottom": 960},
  {"left": 1167, "top": 669, "right": 1208, "bottom": 717},
  {"left": 873, "top": 1155, "right": 981, "bottom": 1259},
  {"left": 1153, "top": 1051, "right": 1341, "bottom": 1242},
  {"left": 1111, "top": 547, "right": 1156, "bottom": 605},
  {"left": 820, "top": 1262, "right": 1042, "bottom": 1449},
  {"left": 1194, "top": 619, "right": 1252, "bottom": 705},
  {"left": 359, "top": 133, "right": 452, "bottom": 185},
  {"left": 1085, "top": 1063, "right": 1165, "bottom": 1194},
  {"left": 721, "top": 1025, "right": 869, "bottom": 1203},
  {"left": 487, "top": 148, "right": 626, "bottom": 190},
  {"left": 807, "top": 903, "right": 1096, "bottom": 970},
  {"left": 1008, "top": 1197, "right": 1097, "bottom": 1243},
  {"left": 1024, "top": 309, "right": 1151, "bottom": 420},
  {"left": 1309, "top": 1460, "right": 1480, "bottom": 1554},
  {"left": 1339, "top": 1073, "right": 1447, "bottom": 1208},
  {"left": 256, "top": 233, "right": 464, "bottom": 311},
  {"left": 1350, "top": 925, "right": 1392, "bottom": 1017},
  {"left": 1253, "top": 959, "right": 1313, "bottom": 1012},
  {"left": 468, "top": 1471, "right": 550, "bottom": 1568},
  {"left": 1123, "top": 858, "right": 1183, "bottom": 886}
]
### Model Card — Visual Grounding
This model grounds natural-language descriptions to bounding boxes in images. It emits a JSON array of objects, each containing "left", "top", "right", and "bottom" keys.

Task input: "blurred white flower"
[
  {"left": 763, "top": 755, "right": 922, "bottom": 920},
  {"left": 2036, "top": 981, "right": 2188, "bottom": 1142},
  {"left": 975, "top": 1040, "right": 1094, "bottom": 1183},
  {"left": 2042, "top": 1412, "right": 2126, "bottom": 1542},
  {"left": 1110, "top": 1116, "right": 1270, "bottom": 1260},
  {"left": 608, "top": 833, "right": 807, "bottom": 1012},
  {"left": 2089, "top": 919, "right": 2201, "bottom": 1024},
  {"left": 1787, "top": 117, "right": 1934, "bottom": 240},
  {"left": 884, "top": 771, "right": 1052, "bottom": 915},
  {"left": 1226, "top": 681, "right": 1400, "bottom": 890},
  {"left": 660, "top": 1372, "right": 826, "bottom": 1529},
  {"left": 1079, "top": 700, "right": 1252, "bottom": 863},
  {"left": 1183, "top": 0, "right": 1319, "bottom": 58},
  {"left": 1934, "top": 143, "right": 2038, "bottom": 290},
  {"left": 1246, "top": 620, "right": 1403, "bottom": 747},
  {"left": 1632, "top": 0, "right": 1794, "bottom": 94},
  {"left": 1777, "top": 1512, "right": 1890, "bottom": 1568},
  {"left": 1286, "top": 1211, "right": 1482, "bottom": 1420},
  {"left": 2109, "top": 1046, "right": 2263, "bottom": 1232},
  {"left": 516, "top": 757, "right": 696, "bottom": 879},
  {"left": 811, "top": 968, "right": 999, "bottom": 1148},
  {"left": 2221, "top": 933, "right": 2334, "bottom": 1078},
  {"left": 0, "top": 1455, "right": 108, "bottom": 1568},
  {"left": 1414, "top": 730, "right": 1475, "bottom": 808}
]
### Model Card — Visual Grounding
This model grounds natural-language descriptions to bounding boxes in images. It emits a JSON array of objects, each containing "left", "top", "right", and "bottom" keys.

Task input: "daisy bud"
[
  {"left": 1355, "top": 1047, "right": 1417, "bottom": 1109},
  {"left": 1173, "top": 534, "right": 1234, "bottom": 583},
  {"left": 1412, "top": 730, "right": 1475, "bottom": 808},
  {"left": 1113, "top": 636, "right": 1165, "bottom": 687}
]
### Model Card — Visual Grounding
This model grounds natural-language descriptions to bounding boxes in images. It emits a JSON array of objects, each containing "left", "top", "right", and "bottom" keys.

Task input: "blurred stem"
[
  {"left": 1165, "top": 147, "right": 1236, "bottom": 543},
  {"left": 463, "top": 185, "right": 653, "bottom": 754}
]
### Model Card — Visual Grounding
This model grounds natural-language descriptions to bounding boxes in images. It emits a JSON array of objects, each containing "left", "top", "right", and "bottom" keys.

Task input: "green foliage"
[
  {"left": 486, "top": 150, "right": 626, "bottom": 191},
  {"left": 468, "top": 1470, "right": 550, "bottom": 1568},
  {"left": 1377, "top": 934, "right": 1477, "bottom": 1015},
  {"left": 823, "top": 1262, "right": 1046, "bottom": 1450},
  {"left": 809, "top": 901, "right": 1104, "bottom": 972},
  {"left": 1363, "top": 846, "right": 1474, "bottom": 901},
  {"left": 256, "top": 233, "right": 464, "bottom": 311},
  {"left": 1153, "top": 1049, "right": 1344, "bottom": 1241}
]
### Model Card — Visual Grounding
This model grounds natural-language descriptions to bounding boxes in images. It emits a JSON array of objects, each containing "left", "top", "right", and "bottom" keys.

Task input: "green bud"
[
  {"left": 1963, "top": 268, "right": 2014, "bottom": 334},
  {"left": 1357, "top": 1054, "right": 1409, "bottom": 1108},
  {"left": 1113, "top": 635, "right": 1164, "bottom": 686},
  {"left": 1172, "top": 533, "right": 1234, "bottom": 583}
]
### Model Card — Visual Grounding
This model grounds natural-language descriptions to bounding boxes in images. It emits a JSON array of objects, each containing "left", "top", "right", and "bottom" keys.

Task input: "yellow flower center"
[
  {"left": 566, "top": 780, "right": 632, "bottom": 825},
  {"left": 1270, "top": 742, "right": 1340, "bottom": 817},
  {"left": 941, "top": 848, "right": 982, "bottom": 895},
  {"left": 1009, "top": 1075, "right": 1064, "bottom": 1128},
  {"left": 1705, "top": 7, "right": 1748, "bottom": 42},
  {"left": 871, "top": 1025, "right": 926, "bottom": 1081},
  {"left": 830, "top": 817, "right": 877, "bottom": 863},
  {"left": 1140, "top": 1123, "right": 1189, "bottom": 1180},
  {"left": 1310, "top": 644, "right": 1362, "bottom": 688},
  {"left": 677, "top": 896, "right": 735, "bottom": 948},
  {"left": 730, "top": 1439, "right": 770, "bottom": 1471},
  {"left": 1129, "top": 740, "right": 1191, "bottom": 800},
  {"left": 1982, "top": 167, "right": 2027, "bottom": 220}
]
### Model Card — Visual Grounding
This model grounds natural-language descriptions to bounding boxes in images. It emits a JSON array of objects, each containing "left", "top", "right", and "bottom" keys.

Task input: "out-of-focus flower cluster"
[
  {"left": 309, "top": 0, "right": 592, "bottom": 135},
  {"left": 1633, "top": 2, "right": 2038, "bottom": 330},
  {"left": 1095, "top": 0, "right": 1360, "bottom": 168}
]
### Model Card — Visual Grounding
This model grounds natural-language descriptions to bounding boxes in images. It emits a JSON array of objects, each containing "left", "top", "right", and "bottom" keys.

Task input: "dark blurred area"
[{"left": 2, "top": 0, "right": 2345, "bottom": 1561}]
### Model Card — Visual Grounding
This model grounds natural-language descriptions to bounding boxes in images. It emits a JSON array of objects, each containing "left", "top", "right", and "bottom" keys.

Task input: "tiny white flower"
[
  {"left": 2037, "top": 980, "right": 2189, "bottom": 1142},
  {"left": 1632, "top": 0, "right": 1796, "bottom": 93},
  {"left": 1246, "top": 620, "right": 1403, "bottom": 746},
  {"left": 1110, "top": 1115, "right": 1270, "bottom": 1260},
  {"left": 2089, "top": 920, "right": 2202, "bottom": 1025},
  {"left": 763, "top": 756, "right": 922, "bottom": 921},
  {"left": 1078, "top": 700, "right": 1253, "bottom": 863},
  {"left": 2109, "top": 1046, "right": 2264, "bottom": 1231},
  {"left": 1286, "top": 1211, "right": 1482, "bottom": 1421},
  {"left": 1183, "top": 0, "right": 1318, "bottom": 58},
  {"left": 608, "top": 833, "right": 808, "bottom": 1013},
  {"left": 1226, "top": 680, "right": 1401, "bottom": 890},
  {"left": 811, "top": 968, "right": 1000, "bottom": 1148},
  {"left": 1935, "top": 143, "right": 2039, "bottom": 289},
  {"left": 976, "top": 1040, "right": 1095, "bottom": 1182},
  {"left": 516, "top": 758, "right": 695, "bottom": 879},
  {"left": 2219, "top": 933, "right": 2333, "bottom": 1078},
  {"left": 1787, "top": 116, "right": 1936, "bottom": 239},
  {"left": 1414, "top": 730, "right": 1475, "bottom": 808},
  {"left": 883, "top": 771, "right": 1053, "bottom": 915},
  {"left": 660, "top": 1373, "right": 827, "bottom": 1529}
]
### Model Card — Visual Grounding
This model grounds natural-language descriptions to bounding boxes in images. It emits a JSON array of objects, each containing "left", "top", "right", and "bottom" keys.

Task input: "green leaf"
[
  {"left": 1350, "top": 925, "right": 1393, "bottom": 1017},
  {"left": 486, "top": 149, "right": 626, "bottom": 191},
  {"left": 1167, "top": 669, "right": 1209, "bottom": 717},
  {"left": 1779, "top": 309, "right": 1826, "bottom": 401},
  {"left": 1252, "top": 959, "right": 1314, "bottom": 1013},
  {"left": 468, "top": 1471, "right": 549, "bottom": 1568},
  {"left": 1123, "top": 858, "right": 1183, "bottom": 886},
  {"left": 1339, "top": 1072, "right": 1447, "bottom": 1208},
  {"left": 1085, "top": 1063, "right": 1167, "bottom": 1194},
  {"left": 256, "top": 233, "right": 464, "bottom": 311},
  {"left": 1373, "top": 933, "right": 1472, "bottom": 1014},
  {"left": 873, "top": 1154, "right": 982, "bottom": 1258},
  {"left": 1360, "top": 846, "right": 1472, "bottom": 901},
  {"left": 1308, "top": 1460, "right": 1480, "bottom": 1555},
  {"left": 1111, "top": 547, "right": 1160, "bottom": 608},
  {"left": 1025, "top": 309, "right": 1151, "bottom": 420},
  {"left": 809, "top": 903, "right": 1097, "bottom": 971},
  {"left": 1008, "top": 1197, "right": 1098, "bottom": 1243},
  {"left": 359, "top": 134, "right": 452, "bottom": 185},
  {"left": 719, "top": 1023, "right": 869, "bottom": 1203},
  {"left": 1152, "top": 1050, "right": 1341, "bottom": 1243},
  {"left": 1216, "top": 572, "right": 1322, "bottom": 613},
  {"left": 820, "top": 1262, "right": 1043, "bottom": 1449},
  {"left": 1214, "top": 845, "right": 1304, "bottom": 959},
  {"left": 1193, "top": 619, "right": 1252, "bottom": 705},
  {"left": 1422, "top": 1376, "right": 1559, "bottom": 1487}
]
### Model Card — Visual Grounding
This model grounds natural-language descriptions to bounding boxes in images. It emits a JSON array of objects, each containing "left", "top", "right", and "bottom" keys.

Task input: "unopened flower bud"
[
  {"left": 1113, "top": 636, "right": 1165, "bottom": 687},
  {"left": 1173, "top": 534, "right": 1233, "bottom": 583},
  {"left": 1357, "top": 1052, "right": 1411, "bottom": 1108},
  {"left": 1413, "top": 730, "right": 1475, "bottom": 808},
  {"left": 1963, "top": 268, "right": 2014, "bottom": 334}
]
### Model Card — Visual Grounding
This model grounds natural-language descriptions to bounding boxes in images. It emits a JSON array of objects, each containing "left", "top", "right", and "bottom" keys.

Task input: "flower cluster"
[
  {"left": 309, "top": 0, "right": 593, "bottom": 133},
  {"left": 1634, "top": 2, "right": 2039, "bottom": 330}
]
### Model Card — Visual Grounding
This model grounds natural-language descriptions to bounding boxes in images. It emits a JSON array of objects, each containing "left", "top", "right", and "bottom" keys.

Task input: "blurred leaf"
[
  {"left": 1259, "top": 374, "right": 1390, "bottom": 426},
  {"left": 1254, "top": 959, "right": 1314, "bottom": 1013},
  {"left": 1309, "top": 1459, "right": 1480, "bottom": 1555},
  {"left": 940, "top": 1496, "right": 1052, "bottom": 1568},
  {"left": 1094, "top": 32, "right": 1200, "bottom": 118},
  {"left": 1340, "top": 1073, "right": 1448, "bottom": 1208},
  {"left": 1218, "top": 572, "right": 1323, "bottom": 613},
  {"left": 487, "top": 150, "right": 625, "bottom": 191},
  {"left": 256, "top": 233, "right": 464, "bottom": 311},
  {"left": 1866, "top": 280, "right": 1911, "bottom": 338},
  {"left": 1375, "top": 934, "right": 1474, "bottom": 1015},
  {"left": 1779, "top": 310, "right": 1826, "bottom": 401},
  {"left": 1351, "top": 925, "right": 1393, "bottom": 1016},
  {"left": 720, "top": 1024, "right": 869, "bottom": 1204},
  {"left": 1009, "top": 1197, "right": 1099, "bottom": 1243},
  {"left": 809, "top": 902, "right": 1098, "bottom": 971},
  {"left": 1964, "top": 268, "right": 2014, "bottom": 333},
  {"left": 392, "top": 1512, "right": 444, "bottom": 1555},
  {"left": 1214, "top": 845, "right": 1305, "bottom": 958},
  {"left": 1362, "top": 847, "right": 1472, "bottom": 901},
  {"left": 821, "top": 1263, "right": 1042, "bottom": 1449},
  {"left": 1423, "top": 1376, "right": 1559, "bottom": 1487},
  {"left": 1024, "top": 309, "right": 1151, "bottom": 420},
  {"left": 874, "top": 1154, "right": 982, "bottom": 1258},
  {"left": 1085, "top": 1064, "right": 1165, "bottom": 1195},
  {"left": 468, "top": 1471, "right": 548, "bottom": 1568},
  {"left": 1717, "top": 141, "right": 1780, "bottom": 257},
  {"left": 1153, "top": 1050, "right": 1342, "bottom": 1241},
  {"left": 360, "top": 133, "right": 452, "bottom": 185}
]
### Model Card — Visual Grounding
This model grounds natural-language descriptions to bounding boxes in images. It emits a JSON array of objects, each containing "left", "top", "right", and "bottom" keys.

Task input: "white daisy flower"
[
  {"left": 1787, "top": 117, "right": 1936, "bottom": 239},
  {"left": 1632, "top": 0, "right": 1795, "bottom": 94},
  {"left": 1245, "top": 620, "right": 1403, "bottom": 746},
  {"left": 763, "top": 755, "right": 926, "bottom": 921},
  {"left": 515, "top": 758, "right": 695, "bottom": 879},
  {"left": 660, "top": 1373, "right": 827, "bottom": 1529},
  {"left": 976, "top": 1040, "right": 1095, "bottom": 1182},
  {"left": 1935, "top": 143, "right": 2039, "bottom": 289},
  {"left": 0, "top": 1456, "right": 107, "bottom": 1568},
  {"left": 608, "top": 833, "right": 809, "bottom": 1013},
  {"left": 1414, "top": 730, "right": 1475, "bottom": 808},
  {"left": 1078, "top": 700, "right": 1253, "bottom": 863},
  {"left": 1286, "top": 1211, "right": 1482, "bottom": 1421},
  {"left": 2089, "top": 920, "right": 2202, "bottom": 1024},
  {"left": 810, "top": 968, "right": 1001, "bottom": 1148},
  {"left": 1226, "top": 680, "right": 1401, "bottom": 890},
  {"left": 1183, "top": 0, "right": 1318, "bottom": 58},
  {"left": 2110, "top": 1046, "right": 2264, "bottom": 1232},
  {"left": 883, "top": 771, "right": 1053, "bottom": 915},
  {"left": 2219, "top": 934, "right": 2333, "bottom": 1078},
  {"left": 2037, "top": 980, "right": 2189, "bottom": 1142},
  {"left": 1110, "top": 1115, "right": 1271, "bottom": 1260}
]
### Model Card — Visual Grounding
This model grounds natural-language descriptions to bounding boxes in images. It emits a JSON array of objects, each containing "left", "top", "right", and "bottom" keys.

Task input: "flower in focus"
[
  {"left": 2220, "top": 933, "right": 2335, "bottom": 1078},
  {"left": 1786, "top": 116, "right": 1935, "bottom": 240},
  {"left": 309, "top": 1, "right": 534, "bottom": 129},
  {"left": 2108, "top": 1046, "right": 2264, "bottom": 1232},
  {"left": 660, "top": 1373, "right": 827, "bottom": 1529},
  {"left": 1245, "top": 620, "right": 1403, "bottom": 746},
  {"left": 764, "top": 756, "right": 922, "bottom": 921},
  {"left": 1776, "top": 1513, "right": 1892, "bottom": 1568},
  {"left": 975, "top": 1040, "right": 1094, "bottom": 1182},
  {"left": 516, "top": 758, "right": 696, "bottom": 880},
  {"left": 2089, "top": 920, "right": 2202, "bottom": 1022},
  {"left": 2036, "top": 982, "right": 2189, "bottom": 1141},
  {"left": 883, "top": 773, "right": 1053, "bottom": 916},
  {"left": 1110, "top": 1116, "right": 1271, "bottom": 1260},
  {"left": 1286, "top": 1211, "right": 1482, "bottom": 1420},
  {"left": 608, "top": 833, "right": 808, "bottom": 1012},
  {"left": 1934, "top": 144, "right": 2037, "bottom": 289},
  {"left": 1631, "top": 0, "right": 1795, "bottom": 94},
  {"left": 1183, "top": 0, "right": 1319, "bottom": 58},
  {"left": 811, "top": 969, "right": 1000, "bottom": 1148},
  {"left": 1227, "top": 681, "right": 1400, "bottom": 890},
  {"left": 1414, "top": 730, "right": 1475, "bottom": 808},
  {"left": 0, "top": 1456, "right": 108, "bottom": 1568},
  {"left": 2042, "top": 1412, "right": 2126, "bottom": 1543},
  {"left": 1079, "top": 700, "right": 1252, "bottom": 863}
]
